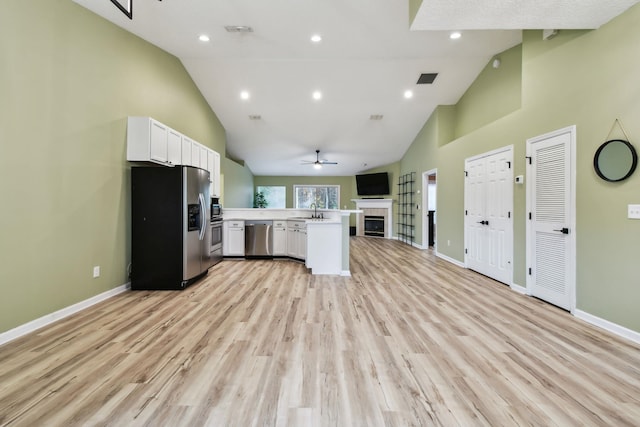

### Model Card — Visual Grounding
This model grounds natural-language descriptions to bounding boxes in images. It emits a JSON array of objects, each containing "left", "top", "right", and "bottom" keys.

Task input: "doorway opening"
[{"left": 422, "top": 169, "right": 437, "bottom": 250}]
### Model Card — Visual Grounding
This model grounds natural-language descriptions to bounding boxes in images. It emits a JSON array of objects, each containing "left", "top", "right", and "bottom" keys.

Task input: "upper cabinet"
[
  {"left": 127, "top": 117, "right": 221, "bottom": 195},
  {"left": 181, "top": 136, "right": 194, "bottom": 167},
  {"left": 211, "top": 151, "right": 221, "bottom": 197},
  {"left": 127, "top": 117, "right": 173, "bottom": 165},
  {"left": 167, "top": 129, "right": 182, "bottom": 166}
]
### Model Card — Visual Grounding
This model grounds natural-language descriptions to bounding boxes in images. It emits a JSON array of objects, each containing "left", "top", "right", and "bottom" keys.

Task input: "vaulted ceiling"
[{"left": 73, "top": 0, "right": 639, "bottom": 175}]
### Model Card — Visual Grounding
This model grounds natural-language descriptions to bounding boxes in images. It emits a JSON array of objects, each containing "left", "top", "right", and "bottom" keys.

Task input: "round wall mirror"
[{"left": 593, "top": 139, "right": 637, "bottom": 182}]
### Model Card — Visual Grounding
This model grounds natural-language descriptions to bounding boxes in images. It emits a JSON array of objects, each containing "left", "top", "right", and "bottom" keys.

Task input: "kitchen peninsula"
[{"left": 222, "top": 209, "right": 360, "bottom": 276}]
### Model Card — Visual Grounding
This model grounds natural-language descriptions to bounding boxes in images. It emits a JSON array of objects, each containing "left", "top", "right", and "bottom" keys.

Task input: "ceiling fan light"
[{"left": 314, "top": 162, "right": 322, "bottom": 169}]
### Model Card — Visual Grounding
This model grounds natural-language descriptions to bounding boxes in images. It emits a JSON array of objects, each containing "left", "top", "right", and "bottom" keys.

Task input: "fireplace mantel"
[{"left": 352, "top": 199, "right": 394, "bottom": 239}]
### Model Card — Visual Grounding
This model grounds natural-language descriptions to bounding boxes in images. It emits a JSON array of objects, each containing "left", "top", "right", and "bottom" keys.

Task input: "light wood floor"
[{"left": 1, "top": 237, "right": 639, "bottom": 426}]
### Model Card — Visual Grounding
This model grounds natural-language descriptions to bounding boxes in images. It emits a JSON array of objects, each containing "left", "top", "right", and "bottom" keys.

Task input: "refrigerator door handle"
[{"left": 198, "top": 193, "right": 206, "bottom": 241}]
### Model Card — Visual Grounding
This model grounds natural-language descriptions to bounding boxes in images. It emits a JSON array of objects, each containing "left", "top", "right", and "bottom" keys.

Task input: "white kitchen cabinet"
[
  {"left": 223, "top": 220, "right": 245, "bottom": 256},
  {"left": 298, "top": 228, "right": 307, "bottom": 260},
  {"left": 287, "top": 221, "right": 306, "bottom": 260},
  {"left": 127, "top": 117, "right": 175, "bottom": 166},
  {"left": 191, "top": 142, "right": 200, "bottom": 166},
  {"left": 210, "top": 150, "right": 221, "bottom": 197},
  {"left": 167, "top": 129, "right": 182, "bottom": 165},
  {"left": 181, "top": 136, "right": 194, "bottom": 167},
  {"left": 199, "top": 145, "right": 208, "bottom": 170},
  {"left": 273, "top": 221, "right": 287, "bottom": 256}
]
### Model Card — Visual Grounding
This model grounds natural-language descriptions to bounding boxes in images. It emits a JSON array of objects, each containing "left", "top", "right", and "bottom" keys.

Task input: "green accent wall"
[
  {"left": 0, "top": 0, "right": 227, "bottom": 333},
  {"left": 453, "top": 44, "right": 522, "bottom": 138},
  {"left": 223, "top": 158, "right": 254, "bottom": 208},
  {"left": 399, "top": 3, "right": 640, "bottom": 332},
  {"left": 408, "top": 0, "right": 423, "bottom": 25}
]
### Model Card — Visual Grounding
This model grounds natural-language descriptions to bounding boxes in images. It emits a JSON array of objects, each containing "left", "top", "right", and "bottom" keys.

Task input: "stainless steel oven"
[{"left": 210, "top": 218, "right": 223, "bottom": 266}]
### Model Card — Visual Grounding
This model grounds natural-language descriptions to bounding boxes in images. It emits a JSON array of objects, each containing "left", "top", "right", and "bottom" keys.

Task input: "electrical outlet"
[
  {"left": 628, "top": 204, "right": 640, "bottom": 219},
  {"left": 93, "top": 266, "right": 100, "bottom": 278},
  {"left": 447, "top": 240, "right": 451, "bottom": 246}
]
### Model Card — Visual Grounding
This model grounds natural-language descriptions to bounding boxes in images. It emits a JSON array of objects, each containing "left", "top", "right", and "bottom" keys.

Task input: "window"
[
  {"left": 294, "top": 185, "right": 340, "bottom": 209},
  {"left": 256, "top": 186, "right": 286, "bottom": 208}
]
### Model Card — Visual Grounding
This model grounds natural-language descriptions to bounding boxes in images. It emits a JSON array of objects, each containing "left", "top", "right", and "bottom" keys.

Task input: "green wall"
[
  {"left": 454, "top": 44, "right": 522, "bottom": 138},
  {"left": 0, "top": 0, "right": 227, "bottom": 333},
  {"left": 223, "top": 158, "right": 254, "bottom": 208},
  {"left": 399, "top": 3, "right": 640, "bottom": 332}
]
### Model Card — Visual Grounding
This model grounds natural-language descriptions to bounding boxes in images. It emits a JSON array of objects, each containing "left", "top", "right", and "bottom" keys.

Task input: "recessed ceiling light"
[
  {"left": 404, "top": 90, "right": 414, "bottom": 99},
  {"left": 312, "top": 90, "right": 322, "bottom": 100},
  {"left": 198, "top": 34, "right": 210, "bottom": 42},
  {"left": 311, "top": 34, "right": 322, "bottom": 43},
  {"left": 240, "top": 91, "right": 250, "bottom": 100},
  {"left": 450, "top": 31, "right": 462, "bottom": 40}
]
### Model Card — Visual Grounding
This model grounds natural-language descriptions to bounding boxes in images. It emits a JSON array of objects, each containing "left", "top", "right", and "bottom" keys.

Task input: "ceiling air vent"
[
  {"left": 225, "top": 25, "right": 254, "bottom": 33},
  {"left": 417, "top": 73, "right": 438, "bottom": 84},
  {"left": 248, "top": 115, "right": 261, "bottom": 120},
  {"left": 369, "top": 114, "right": 384, "bottom": 120}
]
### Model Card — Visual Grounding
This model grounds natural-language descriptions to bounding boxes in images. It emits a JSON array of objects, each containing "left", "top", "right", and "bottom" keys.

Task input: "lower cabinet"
[
  {"left": 223, "top": 220, "right": 245, "bottom": 256},
  {"left": 287, "top": 221, "right": 306, "bottom": 260},
  {"left": 273, "top": 221, "right": 287, "bottom": 256}
]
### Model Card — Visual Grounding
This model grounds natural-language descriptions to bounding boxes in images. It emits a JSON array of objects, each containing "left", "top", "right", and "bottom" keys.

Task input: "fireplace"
[
  {"left": 364, "top": 216, "right": 385, "bottom": 237},
  {"left": 353, "top": 199, "right": 393, "bottom": 239}
]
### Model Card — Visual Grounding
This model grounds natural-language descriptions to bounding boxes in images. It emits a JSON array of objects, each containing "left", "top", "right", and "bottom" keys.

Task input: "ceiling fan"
[{"left": 301, "top": 150, "right": 338, "bottom": 169}]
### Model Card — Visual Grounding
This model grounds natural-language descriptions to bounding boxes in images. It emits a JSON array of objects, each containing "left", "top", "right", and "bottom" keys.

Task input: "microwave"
[{"left": 211, "top": 198, "right": 222, "bottom": 218}]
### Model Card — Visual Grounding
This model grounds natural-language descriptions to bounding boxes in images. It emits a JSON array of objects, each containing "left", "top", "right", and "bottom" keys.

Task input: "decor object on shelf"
[
  {"left": 397, "top": 172, "right": 415, "bottom": 246},
  {"left": 594, "top": 119, "right": 637, "bottom": 182},
  {"left": 110, "top": 0, "right": 132, "bottom": 19},
  {"left": 254, "top": 192, "right": 268, "bottom": 208}
]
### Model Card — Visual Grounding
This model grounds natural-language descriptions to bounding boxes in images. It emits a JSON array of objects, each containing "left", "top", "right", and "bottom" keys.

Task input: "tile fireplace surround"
[{"left": 352, "top": 199, "right": 393, "bottom": 239}]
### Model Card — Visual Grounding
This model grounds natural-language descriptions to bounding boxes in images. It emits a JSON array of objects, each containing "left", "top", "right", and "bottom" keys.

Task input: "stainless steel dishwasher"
[{"left": 244, "top": 220, "right": 273, "bottom": 257}]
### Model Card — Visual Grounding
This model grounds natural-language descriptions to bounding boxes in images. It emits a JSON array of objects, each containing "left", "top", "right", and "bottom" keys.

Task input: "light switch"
[{"left": 628, "top": 204, "right": 640, "bottom": 219}]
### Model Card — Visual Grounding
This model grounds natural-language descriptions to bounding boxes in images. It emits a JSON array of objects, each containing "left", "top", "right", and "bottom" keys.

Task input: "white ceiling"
[{"left": 73, "top": 0, "right": 638, "bottom": 176}]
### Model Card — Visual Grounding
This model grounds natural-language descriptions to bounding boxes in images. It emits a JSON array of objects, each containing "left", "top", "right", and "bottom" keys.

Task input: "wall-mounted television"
[{"left": 356, "top": 172, "right": 390, "bottom": 196}]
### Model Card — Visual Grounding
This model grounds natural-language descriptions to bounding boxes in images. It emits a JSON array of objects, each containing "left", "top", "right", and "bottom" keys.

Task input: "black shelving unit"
[{"left": 397, "top": 172, "right": 415, "bottom": 246}]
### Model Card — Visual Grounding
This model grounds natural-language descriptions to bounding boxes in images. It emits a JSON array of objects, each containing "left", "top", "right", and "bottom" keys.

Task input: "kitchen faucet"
[{"left": 310, "top": 203, "right": 317, "bottom": 218}]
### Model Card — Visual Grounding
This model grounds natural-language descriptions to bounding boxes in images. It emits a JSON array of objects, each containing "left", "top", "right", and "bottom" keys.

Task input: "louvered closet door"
[{"left": 528, "top": 129, "right": 573, "bottom": 310}]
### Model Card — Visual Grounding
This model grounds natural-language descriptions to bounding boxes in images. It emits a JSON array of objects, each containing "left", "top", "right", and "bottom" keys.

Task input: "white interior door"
[
  {"left": 526, "top": 126, "right": 576, "bottom": 311},
  {"left": 465, "top": 157, "right": 487, "bottom": 272},
  {"left": 465, "top": 147, "right": 513, "bottom": 284}
]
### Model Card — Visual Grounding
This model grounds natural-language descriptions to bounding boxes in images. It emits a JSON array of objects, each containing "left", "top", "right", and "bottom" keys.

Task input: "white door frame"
[
  {"left": 422, "top": 169, "right": 437, "bottom": 252},
  {"left": 526, "top": 125, "right": 577, "bottom": 313}
]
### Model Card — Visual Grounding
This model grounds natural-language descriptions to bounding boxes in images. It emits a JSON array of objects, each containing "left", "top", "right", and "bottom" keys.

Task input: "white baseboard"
[
  {"left": 574, "top": 309, "right": 640, "bottom": 345},
  {"left": 436, "top": 252, "right": 465, "bottom": 268},
  {"left": 0, "top": 283, "right": 130, "bottom": 347},
  {"left": 341, "top": 270, "right": 351, "bottom": 277},
  {"left": 510, "top": 283, "right": 528, "bottom": 295},
  {"left": 411, "top": 241, "right": 427, "bottom": 250}
]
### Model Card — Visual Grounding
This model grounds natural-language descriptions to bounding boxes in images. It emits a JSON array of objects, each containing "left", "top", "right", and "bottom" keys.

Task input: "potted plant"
[{"left": 254, "top": 191, "right": 268, "bottom": 208}]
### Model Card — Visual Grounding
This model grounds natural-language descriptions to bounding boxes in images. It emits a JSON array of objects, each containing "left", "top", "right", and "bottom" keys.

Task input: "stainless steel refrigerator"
[{"left": 131, "top": 166, "right": 212, "bottom": 290}]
